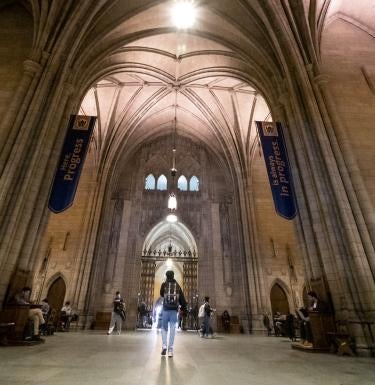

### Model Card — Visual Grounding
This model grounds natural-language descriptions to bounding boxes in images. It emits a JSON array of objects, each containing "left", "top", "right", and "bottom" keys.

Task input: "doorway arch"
[
  {"left": 139, "top": 219, "right": 198, "bottom": 328},
  {"left": 47, "top": 276, "right": 66, "bottom": 314},
  {"left": 270, "top": 282, "right": 290, "bottom": 315}
]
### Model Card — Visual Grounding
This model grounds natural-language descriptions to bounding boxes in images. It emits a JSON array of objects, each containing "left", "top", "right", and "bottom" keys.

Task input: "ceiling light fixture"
[
  {"left": 166, "top": 214, "right": 178, "bottom": 223},
  {"left": 171, "top": 0, "right": 197, "bottom": 29}
]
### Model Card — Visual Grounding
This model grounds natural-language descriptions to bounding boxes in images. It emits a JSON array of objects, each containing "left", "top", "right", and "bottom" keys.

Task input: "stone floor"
[{"left": 0, "top": 331, "right": 374, "bottom": 385}]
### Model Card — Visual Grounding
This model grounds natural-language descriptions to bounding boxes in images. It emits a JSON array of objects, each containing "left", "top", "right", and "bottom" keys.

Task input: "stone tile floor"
[{"left": 0, "top": 331, "right": 374, "bottom": 385}]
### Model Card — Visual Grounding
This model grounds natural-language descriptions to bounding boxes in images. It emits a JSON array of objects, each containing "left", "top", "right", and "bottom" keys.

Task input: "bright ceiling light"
[
  {"left": 166, "top": 214, "right": 178, "bottom": 223},
  {"left": 171, "top": 1, "right": 197, "bottom": 29},
  {"left": 168, "top": 193, "right": 177, "bottom": 211}
]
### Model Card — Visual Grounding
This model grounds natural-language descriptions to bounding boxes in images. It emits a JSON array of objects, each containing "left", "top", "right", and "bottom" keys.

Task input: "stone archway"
[
  {"left": 47, "top": 276, "right": 66, "bottom": 315},
  {"left": 270, "top": 283, "right": 290, "bottom": 316},
  {"left": 138, "top": 219, "right": 198, "bottom": 328}
]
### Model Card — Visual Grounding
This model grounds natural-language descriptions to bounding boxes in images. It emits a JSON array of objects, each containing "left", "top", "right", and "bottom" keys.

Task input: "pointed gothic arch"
[
  {"left": 156, "top": 174, "right": 167, "bottom": 190},
  {"left": 46, "top": 274, "right": 67, "bottom": 315},
  {"left": 189, "top": 175, "right": 199, "bottom": 191},
  {"left": 270, "top": 280, "right": 290, "bottom": 315},
  {"left": 145, "top": 173, "right": 156, "bottom": 190},
  {"left": 177, "top": 175, "right": 188, "bottom": 191}
]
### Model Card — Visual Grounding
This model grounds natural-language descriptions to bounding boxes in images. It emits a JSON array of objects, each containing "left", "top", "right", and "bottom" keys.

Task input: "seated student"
[
  {"left": 221, "top": 310, "right": 231, "bottom": 333},
  {"left": 40, "top": 298, "right": 50, "bottom": 319},
  {"left": 60, "top": 301, "right": 74, "bottom": 330},
  {"left": 273, "top": 312, "right": 286, "bottom": 336},
  {"left": 263, "top": 312, "right": 272, "bottom": 336},
  {"left": 13, "top": 287, "right": 45, "bottom": 341}
]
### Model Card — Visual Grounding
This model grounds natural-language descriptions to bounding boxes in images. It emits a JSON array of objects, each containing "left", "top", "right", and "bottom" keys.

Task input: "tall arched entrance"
[
  {"left": 270, "top": 283, "right": 289, "bottom": 316},
  {"left": 47, "top": 276, "right": 66, "bottom": 314},
  {"left": 138, "top": 220, "right": 198, "bottom": 329}
]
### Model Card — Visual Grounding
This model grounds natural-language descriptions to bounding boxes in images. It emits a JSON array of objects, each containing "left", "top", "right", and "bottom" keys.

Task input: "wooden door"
[
  {"left": 47, "top": 277, "right": 66, "bottom": 314},
  {"left": 270, "top": 283, "right": 289, "bottom": 315}
]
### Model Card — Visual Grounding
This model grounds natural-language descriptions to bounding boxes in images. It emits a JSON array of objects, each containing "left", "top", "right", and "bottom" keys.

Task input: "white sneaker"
[{"left": 168, "top": 350, "right": 173, "bottom": 357}]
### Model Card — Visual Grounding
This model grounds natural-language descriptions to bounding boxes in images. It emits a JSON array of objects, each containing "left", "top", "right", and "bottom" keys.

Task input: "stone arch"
[
  {"left": 269, "top": 279, "right": 292, "bottom": 315},
  {"left": 142, "top": 219, "right": 198, "bottom": 257},
  {"left": 45, "top": 274, "right": 67, "bottom": 315},
  {"left": 44, "top": 272, "right": 68, "bottom": 296}
]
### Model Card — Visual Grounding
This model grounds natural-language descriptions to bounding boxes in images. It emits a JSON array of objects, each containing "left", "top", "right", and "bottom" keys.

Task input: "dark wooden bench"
[
  {"left": 0, "top": 322, "right": 15, "bottom": 345},
  {"left": 0, "top": 305, "right": 30, "bottom": 341}
]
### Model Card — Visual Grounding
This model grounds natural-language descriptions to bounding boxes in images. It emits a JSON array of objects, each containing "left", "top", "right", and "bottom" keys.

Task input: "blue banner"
[
  {"left": 255, "top": 121, "right": 297, "bottom": 219},
  {"left": 48, "top": 115, "right": 96, "bottom": 213}
]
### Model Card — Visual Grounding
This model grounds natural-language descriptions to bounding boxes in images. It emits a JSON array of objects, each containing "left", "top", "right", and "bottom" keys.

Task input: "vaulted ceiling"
[
  {"left": 0, "top": 4, "right": 373, "bottom": 243},
  {"left": 24, "top": 0, "right": 373, "bottom": 180}
]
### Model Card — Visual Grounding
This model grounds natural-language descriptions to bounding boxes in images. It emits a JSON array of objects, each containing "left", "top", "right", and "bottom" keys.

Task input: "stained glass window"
[
  {"left": 157, "top": 174, "right": 167, "bottom": 190},
  {"left": 178, "top": 175, "right": 188, "bottom": 191},
  {"left": 145, "top": 174, "right": 155, "bottom": 190},
  {"left": 189, "top": 175, "right": 199, "bottom": 191}
]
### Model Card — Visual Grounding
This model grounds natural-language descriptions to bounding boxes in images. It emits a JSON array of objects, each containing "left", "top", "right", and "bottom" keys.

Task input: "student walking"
[
  {"left": 160, "top": 270, "right": 186, "bottom": 357},
  {"left": 107, "top": 291, "right": 126, "bottom": 335},
  {"left": 200, "top": 296, "right": 215, "bottom": 338}
]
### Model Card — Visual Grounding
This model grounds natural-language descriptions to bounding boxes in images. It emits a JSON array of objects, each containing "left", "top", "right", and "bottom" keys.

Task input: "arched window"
[
  {"left": 157, "top": 174, "right": 167, "bottom": 190},
  {"left": 177, "top": 175, "right": 188, "bottom": 191},
  {"left": 145, "top": 174, "right": 156, "bottom": 190},
  {"left": 189, "top": 175, "right": 199, "bottom": 191}
]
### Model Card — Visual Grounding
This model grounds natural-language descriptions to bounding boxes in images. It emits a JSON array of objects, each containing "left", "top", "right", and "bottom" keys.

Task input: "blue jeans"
[
  {"left": 161, "top": 309, "right": 178, "bottom": 350},
  {"left": 202, "top": 314, "right": 213, "bottom": 336}
]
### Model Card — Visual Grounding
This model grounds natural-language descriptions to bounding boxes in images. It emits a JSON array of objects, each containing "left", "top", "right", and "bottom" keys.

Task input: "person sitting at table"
[
  {"left": 61, "top": 301, "right": 74, "bottom": 330},
  {"left": 273, "top": 312, "right": 286, "bottom": 336},
  {"left": 13, "top": 286, "right": 45, "bottom": 341},
  {"left": 40, "top": 298, "right": 50, "bottom": 319}
]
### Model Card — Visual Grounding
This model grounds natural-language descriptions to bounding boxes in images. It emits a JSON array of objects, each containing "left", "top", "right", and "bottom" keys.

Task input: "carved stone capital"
[
  {"left": 63, "top": 82, "right": 76, "bottom": 96},
  {"left": 23, "top": 59, "right": 42, "bottom": 76},
  {"left": 314, "top": 73, "right": 330, "bottom": 86},
  {"left": 278, "top": 93, "right": 289, "bottom": 107}
]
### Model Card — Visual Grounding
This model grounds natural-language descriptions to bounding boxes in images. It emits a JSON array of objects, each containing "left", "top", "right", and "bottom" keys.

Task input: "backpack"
[
  {"left": 163, "top": 281, "right": 179, "bottom": 307},
  {"left": 198, "top": 304, "right": 205, "bottom": 318}
]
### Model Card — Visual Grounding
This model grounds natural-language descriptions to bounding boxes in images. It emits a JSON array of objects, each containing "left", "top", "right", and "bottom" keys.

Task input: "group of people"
[
  {"left": 106, "top": 270, "right": 223, "bottom": 358},
  {"left": 10, "top": 286, "right": 78, "bottom": 341},
  {"left": 263, "top": 291, "right": 327, "bottom": 347}
]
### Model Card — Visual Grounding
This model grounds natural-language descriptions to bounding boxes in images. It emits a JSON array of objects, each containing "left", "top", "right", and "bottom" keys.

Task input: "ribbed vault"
[
  {"left": 68, "top": 0, "right": 373, "bottom": 184},
  {"left": 142, "top": 220, "right": 197, "bottom": 256}
]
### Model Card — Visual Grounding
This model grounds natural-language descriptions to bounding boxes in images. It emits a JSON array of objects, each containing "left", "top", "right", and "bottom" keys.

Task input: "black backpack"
[{"left": 164, "top": 281, "right": 179, "bottom": 307}]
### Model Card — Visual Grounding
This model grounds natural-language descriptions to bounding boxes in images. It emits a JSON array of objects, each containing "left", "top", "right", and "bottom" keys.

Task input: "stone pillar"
[{"left": 277, "top": 76, "right": 375, "bottom": 352}]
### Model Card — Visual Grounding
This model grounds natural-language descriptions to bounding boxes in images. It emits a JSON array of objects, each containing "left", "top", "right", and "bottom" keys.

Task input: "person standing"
[
  {"left": 160, "top": 270, "right": 186, "bottom": 357},
  {"left": 61, "top": 301, "right": 74, "bottom": 331},
  {"left": 200, "top": 296, "right": 215, "bottom": 338},
  {"left": 107, "top": 291, "right": 126, "bottom": 335}
]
